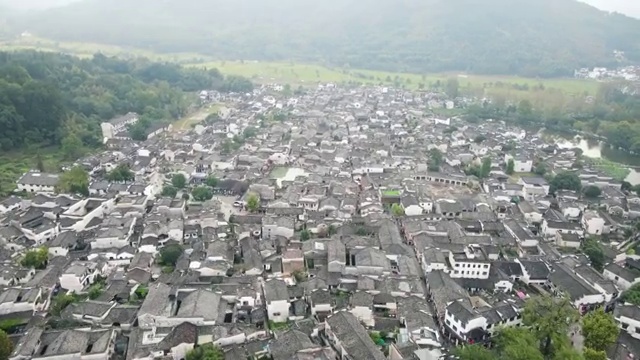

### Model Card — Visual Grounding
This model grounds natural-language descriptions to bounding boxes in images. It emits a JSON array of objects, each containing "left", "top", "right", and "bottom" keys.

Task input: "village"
[{"left": 1, "top": 83, "right": 639, "bottom": 360}]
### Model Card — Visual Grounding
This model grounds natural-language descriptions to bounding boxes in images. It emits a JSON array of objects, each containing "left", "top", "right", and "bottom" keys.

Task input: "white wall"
[{"left": 267, "top": 300, "right": 289, "bottom": 323}]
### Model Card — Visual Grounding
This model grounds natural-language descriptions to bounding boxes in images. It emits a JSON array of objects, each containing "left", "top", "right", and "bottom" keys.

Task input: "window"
[
  {"left": 452, "top": 325, "right": 458, "bottom": 331},
  {"left": 483, "top": 264, "right": 489, "bottom": 268},
  {"left": 273, "top": 312, "right": 281, "bottom": 316},
  {"left": 482, "top": 272, "right": 488, "bottom": 276},
  {"left": 622, "top": 323, "right": 629, "bottom": 330},
  {"left": 446, "top": 319, "right": 451, "bottom": 326}
]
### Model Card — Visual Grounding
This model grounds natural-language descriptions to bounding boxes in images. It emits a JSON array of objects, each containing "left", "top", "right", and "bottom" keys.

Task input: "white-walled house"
[
  {"left": 263, "top": 279, "right": 290, "bottom": 324},
  {"left": 59, "top": 261, "right": 103, "bottom": 294},
  {"left": 614, "top": 304, "right": 640, "bottom": 339},
  {"left": 603, "top": 263, "right": 640, "bottom": 291},
  {"left": 0, "top": 287, "right": 42, "bottom": 315},
  {"left": 504, "top": 154, "right": 533, "bottom": 173},
  {"left": 444, "top": 299, "right": 522, "bottom": 345},
  {"left": 16, "top": 171, "right": 59, "bottom": 194},
  {"left": 581, "top": 211, "right": 607, "bottom": 235}
]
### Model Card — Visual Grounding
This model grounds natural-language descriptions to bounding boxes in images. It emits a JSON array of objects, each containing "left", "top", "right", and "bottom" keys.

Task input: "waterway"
[{"left": 552, "top": 134, "right": 640, "bottom": 185}]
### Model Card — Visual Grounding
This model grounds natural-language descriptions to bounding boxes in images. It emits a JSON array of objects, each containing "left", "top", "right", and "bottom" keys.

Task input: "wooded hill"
[{"left": 5, "top": 0, "right": 640, "bottom": 77}]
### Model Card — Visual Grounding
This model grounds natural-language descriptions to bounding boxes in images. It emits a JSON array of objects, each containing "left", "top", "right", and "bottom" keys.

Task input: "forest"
[
  {"left": 5, "top": 0, "right": 640, "bottom": 77},
  {"left": 459, "top": 80, "right": 640, "bottom": 153},
  {"left": 0, "top": 51, "right": 252, "bottom": 151}
]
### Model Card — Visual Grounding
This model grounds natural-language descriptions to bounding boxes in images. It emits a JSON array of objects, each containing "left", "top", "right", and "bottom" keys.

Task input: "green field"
[{"left": 0, "top": 36, "right": 599, "bottom": 96}]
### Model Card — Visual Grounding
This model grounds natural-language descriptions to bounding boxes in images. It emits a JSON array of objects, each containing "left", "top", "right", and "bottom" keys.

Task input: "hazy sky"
[
  {"left": 580, "top": 0, "right": 640, "bottom": 18},
  {"left": 1, "top": 0, "right": 640, "bottom": 19}
]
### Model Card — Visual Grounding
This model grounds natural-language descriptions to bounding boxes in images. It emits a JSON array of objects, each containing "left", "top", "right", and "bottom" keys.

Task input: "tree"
[
  {"left": 453, "top": 344, "right": 496, "bottom": 360},
  {"left": 60, "top": 132, "right": 84, "bottom": 160},
  {"left": 57, "top": 166, "right": 89, "bottom": 196},
  {"left": 445, "top": 78, "right": 459, "bottom": 99},
  {"left": 581, "top": 308, "right": 619, "bottom": 352},
  {"left": 327, "top": 224, "right": 337, "bottom": 236},
  {"left": 300, "top": 229, "right": 311, "bottom": 241},
  {"left": 106, "top": 164, "right": 134, "bottom": 182},
  {"left": 391, "top": 203, "right": 404, "bottom": 216},
  {"left": 474, "top": 134, "right": 486, "bottom": 144},
  {"left": 534, "top": 164, "right": 547, "bottom": 176},
  {"left": 583, "top": 348, "right": 607, "bottom": 360},
  {"left": 246, "top": 193, "right": 260, "bottom": 212},
  {"left": 494, "top": 327, "right": 544, "bottom": 360},
  {"left": 583, "top": 185, "right": 602, "bottom": 199},
  {"left": 553, "top": 347, "right": 585, "bottom": 360},
  {"left": 480, "top": 157, "right": 492, "bottom": 178},
  {"left": 159, "top": 244, "right": 184, "bottom": 266},
  {"left": 550, "top": 172, "right": 581, "bottom": 193},
  {"left": 621, "top": 283, "right": 640, "bottom": 305},
  {"left": 192, "top": 186, "right": 213, "bottom": 201},
  {"left": 0, "top": 329, "right": 13, "bottom": 360},
  {"left": 506, "top": 159, "right": 515, "bottom": 175},
  {"left": 582, "top": 237, "right": 605, "bottom": 272},
  {"left": 186, "top": 343, "right": 224, "bottom": 360},
  {"left": 35, "top": 153, "right": 45, "bottom": 172},
  {"left": 161, "top": 185, "right": 178, "bottom": 198},
  {"left": 523, "top": 295, "right": 579, "bottom": 358},
  {"left": 205, "top": 175, "right": 219, "bottom": 187},
  {"left": 428, "top": 148, "right": 444, "bottom": 171},
  {"left": 171, "top": 173, "right": 187, "bottom": 189},
  {"left": 20, "top": 247, "right": 48, "bottom": 269}
]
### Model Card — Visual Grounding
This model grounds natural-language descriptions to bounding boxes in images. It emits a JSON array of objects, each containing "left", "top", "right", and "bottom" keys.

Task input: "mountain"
[{"left": 7, "top": 0, "right": 640, "bottom": 76}]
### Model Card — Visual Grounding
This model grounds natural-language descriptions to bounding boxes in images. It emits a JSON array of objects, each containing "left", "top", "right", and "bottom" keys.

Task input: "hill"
[{"left": 5, "top": 0, "right": 640, "bottom": 77}]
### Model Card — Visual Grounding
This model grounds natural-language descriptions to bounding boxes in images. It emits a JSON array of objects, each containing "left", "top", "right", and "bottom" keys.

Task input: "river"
[{"left": 553, "top": 135, "right": 640, "bottom": 185}]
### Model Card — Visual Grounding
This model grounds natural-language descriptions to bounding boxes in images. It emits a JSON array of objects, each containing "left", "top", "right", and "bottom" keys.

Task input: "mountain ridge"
[{"left": 6, "top": 0, "right": 640, "bottom": 77}]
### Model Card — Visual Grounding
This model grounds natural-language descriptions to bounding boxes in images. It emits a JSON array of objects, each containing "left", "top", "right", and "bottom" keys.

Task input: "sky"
[
  {"left": 1, "top": 0, "right": 639, "bottom": 18},
  {"left": 580, "top": 0, "right": 640, "bottom": 18}
]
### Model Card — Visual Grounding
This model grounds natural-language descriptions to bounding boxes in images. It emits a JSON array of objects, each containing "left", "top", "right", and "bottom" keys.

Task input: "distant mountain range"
[{"left": 5, "top": 0, "right": 640, "bottom": 76}]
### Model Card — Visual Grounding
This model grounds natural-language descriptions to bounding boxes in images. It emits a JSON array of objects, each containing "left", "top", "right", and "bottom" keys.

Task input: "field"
[
  {"left": 0, "top": 147, "right": 67, "bottom": 196},
  {"left": 0, "top": 36, "right": 599, "bottom": 95}
]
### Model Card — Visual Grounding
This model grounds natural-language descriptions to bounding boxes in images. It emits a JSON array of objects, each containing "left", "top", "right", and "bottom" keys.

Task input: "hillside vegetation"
[{"left": 6, "top": 0, "right": 640, "bottom": 77}]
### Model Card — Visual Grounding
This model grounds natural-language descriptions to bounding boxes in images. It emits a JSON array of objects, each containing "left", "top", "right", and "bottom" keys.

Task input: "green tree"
[
  {"left": 327, "top": 224, "right": 337, "bottom": 236},
  {"left": 159, "top": 244, "right": 184, "bottom": 266},
  {"left": 391, "top": 203, "right": 405, "bottom": 216},
  {"left": 191, "top": 186, "right": 213, "bottom": 201},
  {"left": 534, "top": 164, "right": 547, "bottom": 176},
  {"left": 582, "top": 237, "right": 605, "bottom": 272},
  {"left": 57, "top": 166, "right": 89, "bottom": 196},
  {"left": 453, "top": 344, "right": 496, "bottom": 360},
  {"left": 300, "top": 229, "right": 311, "bottom": 241},
  {"left": 445, "top": 78, "right": 459, "bottom": 98},
  {"left": 35, "top": 153, "right": 45, "bottom": 172},
  {"left": 474, "top": 134, "right": 486, "bottom": 144},
  {"left": 494, "top": 327, "right": 543, "bottom": 360},
  {"left": 581, "top": 308, "right": 619, "bottom": 352},
  {"left": 0, "top": 328, "right": 13, "bottom": 360},
  {"left": 583, "top": 185, "right": 602, "bottom": 199},
  {"left": 553, "top": 347, "right": 585, "bottom": 360},
  {"left": 186, "top": 343, "right": 224, "bottom": 360},
  {"left": 20, "top": 247, "right": 48, "bottom": 269},
  {"left": 61, "top": 133, "right": 84, "bottom": 160},
  {"left": 205, "top": 175, "right": 219, "bottom": 187},
  {"left": 583, "top": 348, "right": 607, "bottom": 360},
  {"left": 161, "top": 186, "right": 178, "bottom": 198},
  {"left": 106, "top": 164, "right": 134, "bottom": 182},
  {"left": 428, "top": 148, "right": 444, "bottom": 171},
  {"left": 506, "top": 159, "right": 515, "bottom": 175},
  {"left": 171, "top": 173, "right": 187, "bottom": 189},
  {"left": 480, "top": 157, "right": 492, "bottom": 178},
  {"left": 246, "top": 193, "right": 260, "bottom": 212},
  {"left": 550, "top": 172, "right": 581, "bottom": 193},
  {"left": 523, "top": 295, "right": 580, "bottom": 358},
  {"left": 243, "top": 126, "right": 258, "bottom": 139}
]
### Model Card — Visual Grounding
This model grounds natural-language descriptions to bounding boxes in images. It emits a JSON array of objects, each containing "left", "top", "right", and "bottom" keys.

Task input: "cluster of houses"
[{"left": 2, "top": 83, "right": 640, "bottom": 359}]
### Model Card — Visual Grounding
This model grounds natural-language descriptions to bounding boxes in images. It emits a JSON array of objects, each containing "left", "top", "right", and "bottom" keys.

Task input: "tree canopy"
[
  {"left": 0, "top": 328, "right": 13, "bottom": 360},
  {"left": 582, "top": 237, "right": 605, "bottom": 272},
  {"left": 159, "top": 244, "right": 184, "bottom": 266},
  {"left": 171, "top": 173, "right": 187, "bottom": 189},
  {"left": 106, "top": 164, "right": 134, "bottom": 182},
  {"left": 20, "top": 247, "right": 48, "bottom": 269},
  {"left": 191, "top": 186, "right": 213, "bottom": 201},
  {"left": 185, "top": 343, "right": 224, "bottom": 360},
  {"left": 621, "top": 283, "right": 640, "bottom": 305},
  {"left": 246, "top": 193, "right": 260, "bottom": 212},
  {"left": 0, "top": 51, "right": 249, "bottom": 152},
  {"left": 57, "top": 166, "right": 90, "bottom": 196},
  {"left": 550, "top": 172, "right": 582, "bottom": 193},
  {"left": 581, "top": 308, "right": 619, "bottom": 352}
]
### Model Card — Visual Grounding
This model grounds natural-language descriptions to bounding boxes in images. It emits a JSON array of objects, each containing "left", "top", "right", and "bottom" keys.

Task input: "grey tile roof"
[
  {"left": 271, "top": 329, "right": 319, "bottom": 360},
  {"left": 326, "top": 311, "right": 386, "bottom": 360},
  {"left": 176, "top": 290, "right": 222, "bottom": 320}
]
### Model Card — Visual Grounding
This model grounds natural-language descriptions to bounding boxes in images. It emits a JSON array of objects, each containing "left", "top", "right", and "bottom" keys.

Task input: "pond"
[{"left": 553, "top": 134, "right": 640, "bottom": 185}]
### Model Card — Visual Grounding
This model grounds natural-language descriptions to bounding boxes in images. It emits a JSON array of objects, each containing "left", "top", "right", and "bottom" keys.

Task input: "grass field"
[{"left": 0, "top": 36, "right": 599, "bottom": 95}]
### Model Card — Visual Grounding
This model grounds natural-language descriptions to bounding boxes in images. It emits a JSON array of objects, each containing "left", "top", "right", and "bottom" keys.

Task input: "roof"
[
  {"left": 176, "top": 290, "right": 222, "bottom": 320},
  {"left": 35, "top": 329, "right": 113, "bottom": 357},
  {"left": 271, "top": 330, "right": 319, "bottom": 360},
  {"left": 326, "top": 312, "right": 386, "bottom": 360},
  {"left": 17, "top": 172, "right": 60, "bottom": 186},
  {"left": 155, "top": 322, "right": 198, "bottom": 350},
  {"left": 604, "top": 262, "right": 640, "bottom": 283},
  {"left": 264, "top": 279, "right": 289, "bottom": 302},
  {"left": 139, "top": 283, "right": 173, "bottom": 317}
]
